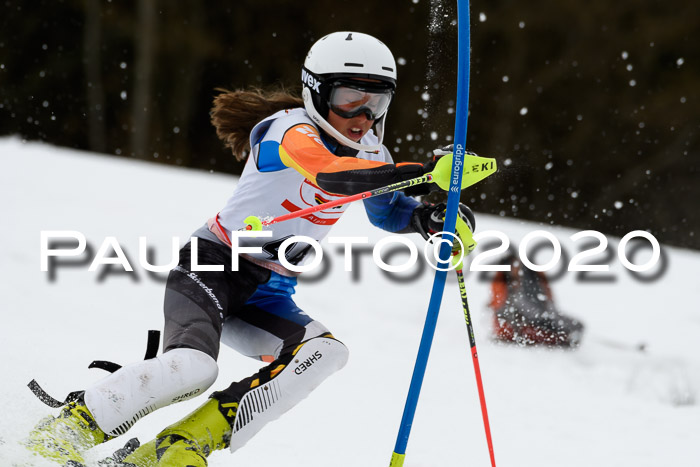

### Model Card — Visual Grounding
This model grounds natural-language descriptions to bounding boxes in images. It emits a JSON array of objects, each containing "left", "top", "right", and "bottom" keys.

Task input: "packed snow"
[{"left": 1, "top": 137, "right": 698, "bottom": 466}]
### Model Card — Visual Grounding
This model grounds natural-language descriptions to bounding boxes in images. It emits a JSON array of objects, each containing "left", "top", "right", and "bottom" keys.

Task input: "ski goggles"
[{"left": 327, "top": 81, "right": 394, "bottom": 120}]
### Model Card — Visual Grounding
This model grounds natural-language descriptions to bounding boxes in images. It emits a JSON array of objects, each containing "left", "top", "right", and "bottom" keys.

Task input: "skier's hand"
[
  {"left": 411, "top": 202, "right": 476, "bottom": 269},
  {"left": 422, "top": 144, "right": 453, "bottom": 173},
  {"left": 426, "top": 144, "right": 479, "bottom": 170},
  {"left": 411, "top": 202, "right": 475, "bottom": 239},
  {"left": 411, "top": 201, "right": 476, "bottom": 253},
  {"left": 432, "top": 143, "right": 454, "bottom": 159},
  {"left": 401, "top": 162, "right": 441, "bottom": 197},
  {"left": 404, "top": 145, "right": 452, "bottom": 196}
]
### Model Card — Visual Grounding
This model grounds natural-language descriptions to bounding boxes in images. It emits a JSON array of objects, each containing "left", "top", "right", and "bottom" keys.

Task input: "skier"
[
  {"left": 26, "top": 31, "right": 477, "bottom": 467},
  {"left": 489, "top": 253, "right": 584, "bottom": 347}
]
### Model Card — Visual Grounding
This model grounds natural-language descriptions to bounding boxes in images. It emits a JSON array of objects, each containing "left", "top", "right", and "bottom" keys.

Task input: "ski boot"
[
  {"left": 26, "top": 393, "right": 111, "bottom": 465},
  {"left": 115, "top": 398, "right": 230, "bottom": 467}
]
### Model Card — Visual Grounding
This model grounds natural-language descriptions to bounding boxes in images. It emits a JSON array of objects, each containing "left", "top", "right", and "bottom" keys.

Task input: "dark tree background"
[{"left": 1, "top": 0, "right": 698, "bottom": 249}]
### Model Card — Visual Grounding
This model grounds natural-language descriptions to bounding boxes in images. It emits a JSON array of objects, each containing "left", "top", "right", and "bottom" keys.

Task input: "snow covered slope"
[{"left": 1, "top": 138, "right": 698, "bottom": 467}]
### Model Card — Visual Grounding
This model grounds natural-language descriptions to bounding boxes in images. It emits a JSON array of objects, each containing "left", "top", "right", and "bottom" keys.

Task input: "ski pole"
[
  {"left": 243, "top": 153, "right": 496, "bottom": 231},
  {"left": 244, "top": 172, "right": 431, "bottom": 231},
  {"left": 455, "top": 263, "right": 497, "bottom": 467}
]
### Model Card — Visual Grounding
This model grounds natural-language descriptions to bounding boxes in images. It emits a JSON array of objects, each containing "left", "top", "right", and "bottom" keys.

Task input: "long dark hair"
[{"left": 211, "top": 87, "right": 304, "bottom": 161}]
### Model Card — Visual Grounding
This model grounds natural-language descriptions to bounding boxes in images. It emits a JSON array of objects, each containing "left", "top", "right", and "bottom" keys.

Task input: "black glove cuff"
[
  {"left": 396, "top": 164, "right": 425, "bottom": 180},
  {"left": 399, "top": 163, "right": 440, "bottom": 197},
  {"left": 410, "top": 203, "right": 433, "bottom": 240}
]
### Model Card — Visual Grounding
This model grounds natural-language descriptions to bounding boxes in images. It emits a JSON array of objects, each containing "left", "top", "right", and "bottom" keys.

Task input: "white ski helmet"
[{"left": 301, "top": 31, "right": 397, "bottom": 152}]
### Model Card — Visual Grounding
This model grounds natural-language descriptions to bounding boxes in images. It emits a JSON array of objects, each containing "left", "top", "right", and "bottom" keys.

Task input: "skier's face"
[
  {"left": 326, "top": 77, "right": 392, "bottom": 142},
  {"left": 327, "top": 109, "right": 374, "bottom": 142}
]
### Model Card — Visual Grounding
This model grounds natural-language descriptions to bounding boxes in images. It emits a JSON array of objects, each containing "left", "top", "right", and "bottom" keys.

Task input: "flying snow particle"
[
  {"left": 545, "top": 162, "right": 553, "bottom": 170},
  {"left": 502, "top": 75, "right": 509, "bottom": 82},
  {"left": 519, "top": 107, "right": 528, "bottom": 115},
  {"left": 621, "top": 51, "right": 629, "bottom": 60},
  {"left": 629, "top": 80, "right": 637, "bottom": 87},
  {"left": 676, "top": 58, "right": 684, "bottom": 67},
  {"left": 421, "top": 92, "right": 430, "bottom": 102},
  {"left": 680, "top": 97, "right": 686, "bottom": 103},
  {"left": 614, "top": 201, "right": 623, "bottom": 209},
  {"left": 120, "top": 62, "right": 127, "bottom": 69},
  {"left": 479, "top": 12, "right": 486, "bottom": 22},
  {"left": 397, "top": 57, "right": 407, "bottom": 66},
  {"left": 430, "top": 131, "right": 438, "bottom": 141},
  {"left": 173, "top": 126, "right": 180, "bottom": 134},
  {"left": 120, "top": 91, "right": 127, "bottom": 100},
  {"left": 519, "top": 21, "right": 525, "bottom": 28}
]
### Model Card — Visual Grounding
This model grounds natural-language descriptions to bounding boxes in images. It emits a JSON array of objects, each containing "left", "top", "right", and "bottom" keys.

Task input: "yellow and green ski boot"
[
  {"left": 26, "top": 396, "right": 111, "bottom": 465},
  {"left": 117, "top": 398, "right": 231, "bottom": 467}
]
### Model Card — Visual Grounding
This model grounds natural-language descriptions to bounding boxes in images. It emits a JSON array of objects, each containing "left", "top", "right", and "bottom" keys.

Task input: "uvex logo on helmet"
[{"left": 301, "top": 69, "right": 321, "bottom": 93}]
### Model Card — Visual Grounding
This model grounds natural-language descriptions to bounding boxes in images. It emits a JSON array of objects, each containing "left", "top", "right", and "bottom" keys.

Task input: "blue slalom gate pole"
[{"left": 389, "top": 1, "right": 471, "bottom": 466}]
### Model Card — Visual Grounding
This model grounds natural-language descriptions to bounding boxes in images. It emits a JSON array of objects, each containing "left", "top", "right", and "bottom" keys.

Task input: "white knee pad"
[
  {"left": 84, "top": 348, "right": 218, "bottom": 436},
  {"left": 229, "top": 336, "right": 349, "bottom": 452}
]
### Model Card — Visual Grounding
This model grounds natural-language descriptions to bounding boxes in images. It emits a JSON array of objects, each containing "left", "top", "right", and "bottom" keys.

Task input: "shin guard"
[
  {"left": 223, "top": 335, "right": 348, "bottom": 452},
  {"left": 84, "top": 348, "right": 218, "bottom": 436}
]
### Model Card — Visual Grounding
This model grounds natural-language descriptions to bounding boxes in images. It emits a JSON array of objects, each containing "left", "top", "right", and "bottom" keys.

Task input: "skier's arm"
[
  {"left": 363, "top": 144, "right": 477, "bottom": 233},
  {"left": 363, "top": 191, "right": 421, "bottom": 233},
  {"left": 279, "top": 123, "right": 426, "bottom": 195}
]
